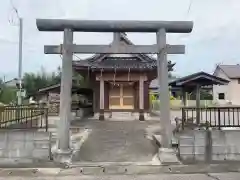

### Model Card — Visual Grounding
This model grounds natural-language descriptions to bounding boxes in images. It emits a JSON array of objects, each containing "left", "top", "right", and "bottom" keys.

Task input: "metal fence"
[
  {"left": 0, "top": 105, "right": 48, "bottom": 131},
  {"left": 181, "top": 106, "right": 240, "bottom": 129}
]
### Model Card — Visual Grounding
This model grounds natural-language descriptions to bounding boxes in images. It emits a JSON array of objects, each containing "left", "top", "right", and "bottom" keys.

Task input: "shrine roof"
[
  {"left": 73, "top": 57, "right": 174, "bottom": 71},
  {"left": 38, "top": 84, "right": 92, "bottom": 95},
  {"left": 169, "top": 71, "right": 229, "bottom": 87},
  {"left": 73, "top": 33, "right": 175, "bottom": 71}
]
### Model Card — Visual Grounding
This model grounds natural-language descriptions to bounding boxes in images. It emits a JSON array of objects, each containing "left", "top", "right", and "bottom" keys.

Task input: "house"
[
  {"left": 73, "top": 33, "right": 174, "bottom": 120},
  {"left": 213, "top": 64, "right": 240, "bottom": 105},
  {"left": 36, "top": 83, "right": 93, "bottom": 116},
  {"left": 4, "top": 78, "right": 19, "bottom": 88},
  {"left": 36, "top": 83, "right": 93, "bottom": 105}
]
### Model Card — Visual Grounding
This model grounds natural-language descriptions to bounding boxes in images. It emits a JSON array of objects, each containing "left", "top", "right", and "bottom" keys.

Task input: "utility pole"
[
  {"left": 10, "top": 0, "right": 23, "bottom": 105},
  {"left": 17, "top": 18, "right": 23, "bottom": 105}
]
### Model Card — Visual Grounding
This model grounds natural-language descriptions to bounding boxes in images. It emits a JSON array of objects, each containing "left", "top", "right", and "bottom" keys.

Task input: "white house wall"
[
  {"left": 212, "top": 68, "right": 231, "bottom": 104},
  {"left": 229, "top": 79, "right": 240, "bottom": 105},
  {"left": 213, "top": 67, "right": 240, "bottom": 105}
]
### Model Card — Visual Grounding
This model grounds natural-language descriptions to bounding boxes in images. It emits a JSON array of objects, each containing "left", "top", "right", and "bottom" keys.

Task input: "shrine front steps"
[{"left": 93, "top": 112, "right": 152, "bottom": 121}]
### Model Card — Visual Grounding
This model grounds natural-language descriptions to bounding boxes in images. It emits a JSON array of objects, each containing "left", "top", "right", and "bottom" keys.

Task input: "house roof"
[
  {"left": 217, "top": 64, "right": 240, "bottom": 78},
  {"left": 150, "top": 77, "right": 177, "bottom": 89},
  {"left": 169, "top": 71, "right": 229, "bottom": 87},
  {"left": 73, "top": 33, "right": 175, "bottom": 71},
  {"left": 38, "top": 84, "right": 92, "bottom": 95},
  {"left": 38, "top": 84, "right": 61, "bottom": 93},
  {"left": 4, "top": 78, "right": 19, "bottom": 87}
]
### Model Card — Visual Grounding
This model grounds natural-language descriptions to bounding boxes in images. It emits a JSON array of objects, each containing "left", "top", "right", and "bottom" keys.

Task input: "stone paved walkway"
[
  {"left": 71, "top": 119, "right": 157, "bottom": 162},
  {"left": 1, "top": 173, "right": 240, "bottom": 179}
]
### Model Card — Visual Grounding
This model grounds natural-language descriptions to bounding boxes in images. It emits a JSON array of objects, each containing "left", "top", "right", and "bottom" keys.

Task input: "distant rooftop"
[{"left": 217, "top": 64, "right": 240, "bottom": 78}]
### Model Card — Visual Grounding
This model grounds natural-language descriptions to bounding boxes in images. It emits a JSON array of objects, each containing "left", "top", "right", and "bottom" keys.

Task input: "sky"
[{"left": 0, "top": 0, "right": 240, "bottom": 80}]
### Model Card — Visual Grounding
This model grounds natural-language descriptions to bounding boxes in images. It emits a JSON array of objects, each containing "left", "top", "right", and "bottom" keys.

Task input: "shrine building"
[{"left": 73, "top": 33, "right": 174, "bottom": 121}]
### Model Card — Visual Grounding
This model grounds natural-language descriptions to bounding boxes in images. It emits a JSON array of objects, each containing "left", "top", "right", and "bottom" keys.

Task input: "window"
[{"left": 218, "top": 93, "right": 225, "bottom": 100}]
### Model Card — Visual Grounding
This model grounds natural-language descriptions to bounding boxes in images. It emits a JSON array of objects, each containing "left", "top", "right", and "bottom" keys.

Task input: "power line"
[
  {"left": 174, "top": 0, "right": 194, "bottom": 42},
  {"left": 8, "top": 0, "right": 20, "bottom": 26},
  {"left": 10, "top": 0, "right": 20, "bottom": 19},
  {"left": 187, "top": 0, "right": 193, "bottom": 17}
]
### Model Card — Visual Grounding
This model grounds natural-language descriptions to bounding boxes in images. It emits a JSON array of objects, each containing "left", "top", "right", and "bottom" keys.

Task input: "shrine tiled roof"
[
  {"left": 73, "top": 57, "right": 158, "bottom": 70},
  {"left": 73, "top": 33, "right": 175, "bottom": 71}
]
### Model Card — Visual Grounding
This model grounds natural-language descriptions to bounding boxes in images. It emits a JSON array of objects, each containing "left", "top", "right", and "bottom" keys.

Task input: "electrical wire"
[
  {"left": 187, "top": 0, "right": 193, "bottom": 17},
  {"left": 8, "top": 0, "right": 20, "bottom": 26},
  {"left": 10, "top": 0, "right": 20, "bottom": 19},
  {"left": 174, "top": 0, "right": 194, "bottom": 42}
]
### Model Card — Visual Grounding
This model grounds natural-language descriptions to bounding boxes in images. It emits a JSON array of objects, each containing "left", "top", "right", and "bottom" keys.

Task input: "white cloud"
[{"left": 0, "top": 0, "right": 240, "bottom": 80}]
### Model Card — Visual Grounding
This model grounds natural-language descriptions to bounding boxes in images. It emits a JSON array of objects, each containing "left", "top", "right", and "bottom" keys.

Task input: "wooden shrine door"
[{"left": 109, "top": 83, "right": 134, "bottom": 109}]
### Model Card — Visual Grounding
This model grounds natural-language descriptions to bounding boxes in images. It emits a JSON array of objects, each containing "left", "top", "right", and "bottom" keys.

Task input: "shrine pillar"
[
  {"left": 99, "top": 77, "right": 105, "bottom": 120},
  {"left": 139, "top": 75, "right": 145, "bottom": 121}
]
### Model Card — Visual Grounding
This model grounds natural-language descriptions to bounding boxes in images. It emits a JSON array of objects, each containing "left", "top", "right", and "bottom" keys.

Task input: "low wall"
[
  {"left": 211, "top": 130, "right": 240, "bottom": 161},
  {"left": 76, "top": 108, "right": 93, "bottom": 117},
  {"left": 0, "top": 130, "right": 51, "bottom": 164},
  {"left": 178, "top": 129, "right": 240, "bottom": 163}
]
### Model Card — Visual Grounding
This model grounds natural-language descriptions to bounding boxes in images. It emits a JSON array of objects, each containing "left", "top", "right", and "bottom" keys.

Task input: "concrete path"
[
  {"left": 1, "top": 173, "right": 240, "bottom": 179},
  {"left": 71, "top": 119, "right": 157, "bottom": 163}
]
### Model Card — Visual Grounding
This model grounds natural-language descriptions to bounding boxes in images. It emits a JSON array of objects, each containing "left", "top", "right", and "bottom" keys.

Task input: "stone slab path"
[
  {"left": 1, "top": 173, "right": 240, "bottom": 180},
  {"left": 71, "top": 120, "right": 157, "bottom": 162}
]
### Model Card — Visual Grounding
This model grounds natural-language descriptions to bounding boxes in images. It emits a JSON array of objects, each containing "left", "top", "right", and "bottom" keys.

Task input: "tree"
[
  {"left": 73, "top": 70, "right": 89, "bottom": 88},
  {"left": 22, "top": 67, "right": 89, "bottom": 98},
  {"left": 0, "top": 78, "right": 17, "bottom": 104},
  {"left": 23, "top": 68, "right": 61, "bottom": 97}
]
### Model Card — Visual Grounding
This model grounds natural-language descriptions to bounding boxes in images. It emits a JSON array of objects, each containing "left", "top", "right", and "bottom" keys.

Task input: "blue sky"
[{"left": 0, "top": 0, "right": 240, "bottom": 80}]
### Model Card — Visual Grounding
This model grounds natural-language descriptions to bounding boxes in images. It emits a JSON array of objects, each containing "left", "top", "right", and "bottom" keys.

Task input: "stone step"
[
  {"left": 109, "top": 112, "right": 135, "bottom": 120},
  {"left": 111, "top": 112, "right": 132, "bottom": 116}
]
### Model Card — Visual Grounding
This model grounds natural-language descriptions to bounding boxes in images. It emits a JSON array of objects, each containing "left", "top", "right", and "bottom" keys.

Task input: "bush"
[{"left": 0, "top": 87, "right": 17, "bottom": 104}]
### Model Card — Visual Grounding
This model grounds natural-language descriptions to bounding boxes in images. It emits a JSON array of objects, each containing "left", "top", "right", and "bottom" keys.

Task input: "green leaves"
[
  {"left": 23, "top": 68, "right": 61, "bottom": 98},
  {"left": 23, "top": 67, "right": 89, "bottom": 98},
  {"left": 0, "top": 83, "right": 17, "bottom": 104}
]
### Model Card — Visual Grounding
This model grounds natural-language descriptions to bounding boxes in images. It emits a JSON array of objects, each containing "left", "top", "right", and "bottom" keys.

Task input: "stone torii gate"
[{"left": 36, "top": 19, "right": 193, "bottom": 162}]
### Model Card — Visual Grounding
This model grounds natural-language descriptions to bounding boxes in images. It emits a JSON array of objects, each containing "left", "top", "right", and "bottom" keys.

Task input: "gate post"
[
  {"left": 56, "top": 28, "right": 73, "bottom": 162},
  {"left": 156, "top": 28, "right": 171, "bottom": 148}
]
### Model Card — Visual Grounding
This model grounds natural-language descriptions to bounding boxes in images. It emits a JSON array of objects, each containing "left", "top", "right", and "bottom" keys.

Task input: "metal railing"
[
  {"left": 0, "top": 105, "right": 48, "bottom": 131},
  {"left": 181, "top": 106, "right": 240, "bottom": 129}
]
